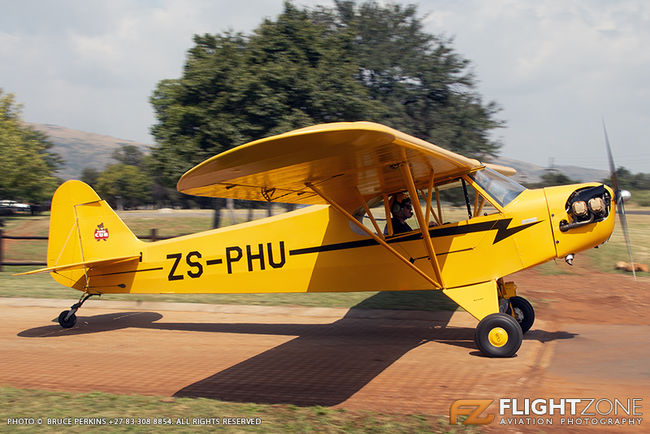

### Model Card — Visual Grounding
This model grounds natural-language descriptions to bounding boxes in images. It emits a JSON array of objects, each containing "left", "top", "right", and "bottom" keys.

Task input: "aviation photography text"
[{"left": 450, "top": 396, "right": 643, "bottom": 427}]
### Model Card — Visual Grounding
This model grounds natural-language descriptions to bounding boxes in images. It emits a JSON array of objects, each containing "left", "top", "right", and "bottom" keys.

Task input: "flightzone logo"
[
  {"left": 449, "top": 400, "right": 495, "bottom": 425},
  {"left": 450, "top": 398, "right": 643, "bottom": 427}
]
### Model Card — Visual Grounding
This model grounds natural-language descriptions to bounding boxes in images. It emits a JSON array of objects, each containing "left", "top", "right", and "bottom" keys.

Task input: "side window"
[
  {"left": 426, "top": 178, "right": 500, "bottom": 226},
  {"left": 382, "top": 182, "right": 477, "bottom": 232},
  {"left": 434, "top": 179, "right": 474, "bottom": 224},
  {"left": 352, "top": 196, "right": 392, "bottom": 236},
  {"left": 474, "top": 191, "right": 499, "bottom": 217},
  {"left": 357, "top": 198, "right": 387, "bottom": 234},
  {"left": 354, "top": 176, "right": 503, "bottom": 238}
]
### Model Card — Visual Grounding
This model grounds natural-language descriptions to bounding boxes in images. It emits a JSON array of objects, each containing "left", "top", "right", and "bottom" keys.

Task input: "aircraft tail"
[{"left": 16, "top": 181, "right": 142, "bottom": 280}]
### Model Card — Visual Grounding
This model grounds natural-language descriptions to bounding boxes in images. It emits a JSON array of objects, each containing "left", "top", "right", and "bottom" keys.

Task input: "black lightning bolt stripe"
[
  {"left": 491, "top": 219, "right": 541, "bottom": 243},
  {"left": 289, "top": 218, "right": 542, "bottom": 256},
  {"left": 290, "top": 238, "right": 377, "bottom": 255}
]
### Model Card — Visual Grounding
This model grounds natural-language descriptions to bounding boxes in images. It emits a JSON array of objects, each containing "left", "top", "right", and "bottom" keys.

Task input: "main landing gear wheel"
[
  {"left": 475, "top": 313, "right": 523, "bottom": 358},
  {"left": 506, "top": 296, "right": 535, "bottom": 334},
  {"left": 58, "top": 310, "right": 77, "bottom": 328}
]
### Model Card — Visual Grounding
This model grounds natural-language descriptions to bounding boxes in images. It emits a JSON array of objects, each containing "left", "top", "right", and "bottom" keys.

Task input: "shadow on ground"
[{"left": 17, "top": 291, "right": 576, "bottom": 406}]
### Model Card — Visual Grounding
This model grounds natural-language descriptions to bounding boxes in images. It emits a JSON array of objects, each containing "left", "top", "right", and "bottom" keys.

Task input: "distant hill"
[
  {"left": 28, "top": 122, "right": 609, "bottom": 184},
  {"left": 486, "top": 156, "right": 608, "bottom": 185},
  {"left": 27, "top": 123, "right": 151, "bottom": 180}
]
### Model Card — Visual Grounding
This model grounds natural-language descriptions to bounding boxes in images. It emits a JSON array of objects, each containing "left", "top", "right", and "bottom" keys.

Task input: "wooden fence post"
[
  {"left": 150, "top": 228, "right": 158, "bottom": 242},
  {"left": 0, "top": 229, "right": 3, "bottom": 272}
]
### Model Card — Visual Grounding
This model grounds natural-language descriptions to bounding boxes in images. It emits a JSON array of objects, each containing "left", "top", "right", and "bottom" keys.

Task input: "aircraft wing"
[{"left": 177, "top": 121, "right": 515, "bottom": 212}]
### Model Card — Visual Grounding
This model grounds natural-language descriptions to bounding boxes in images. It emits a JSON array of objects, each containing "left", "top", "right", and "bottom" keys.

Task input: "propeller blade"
[
  {"left": 617, "top": 198, "right": 636, "bottom": 280},
  {"left": 603, "top": 120, "right": 619, "bottom": 197},
  {"left": 603, "top": 120, "right": 636, "bottom": 281}
]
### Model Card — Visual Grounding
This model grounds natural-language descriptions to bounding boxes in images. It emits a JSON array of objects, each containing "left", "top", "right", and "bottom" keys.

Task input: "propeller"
[{"left": 603, "top": 120, "right": 636, "bottom": 280}]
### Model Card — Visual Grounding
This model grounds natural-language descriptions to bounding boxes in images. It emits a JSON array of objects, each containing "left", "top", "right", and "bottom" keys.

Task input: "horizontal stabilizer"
[{"left": 13, "top": 255, "right": 140, "bottom": 276}]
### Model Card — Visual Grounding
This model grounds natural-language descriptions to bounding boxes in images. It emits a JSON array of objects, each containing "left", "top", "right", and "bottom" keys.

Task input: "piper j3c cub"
[{"left": 18, "top": 121, "right": 628, "bottom": 357}]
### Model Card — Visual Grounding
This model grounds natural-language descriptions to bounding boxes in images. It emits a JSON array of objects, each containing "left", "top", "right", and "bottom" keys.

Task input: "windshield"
[{"left": 469, "top": 167, "right": 526, "bottom": 207}]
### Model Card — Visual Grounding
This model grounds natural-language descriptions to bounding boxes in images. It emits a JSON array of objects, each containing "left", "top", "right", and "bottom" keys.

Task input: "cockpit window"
[{"left": 469, "top": 167, "right": 526, "bottom": 207}]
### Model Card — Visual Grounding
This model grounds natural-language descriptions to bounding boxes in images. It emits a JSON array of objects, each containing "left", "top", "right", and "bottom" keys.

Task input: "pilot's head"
[{"left": 390, "top": 193, "right": 413, "bottom": 221}]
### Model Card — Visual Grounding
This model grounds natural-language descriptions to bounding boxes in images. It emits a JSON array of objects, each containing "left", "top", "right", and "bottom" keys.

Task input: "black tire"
[
  {"left": 58, "top": 310, "right": 77, "bottom": 328},
  {"left": 506, "top": 296, "right": 535, "bottom": 334},
  {"left": 474, "top": 313, "right": 523, "bottom": 358}
]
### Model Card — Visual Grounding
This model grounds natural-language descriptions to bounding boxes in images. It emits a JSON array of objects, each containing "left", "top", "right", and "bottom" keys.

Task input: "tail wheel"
[
  {"left": 475, "top": 313, "right": 523, "bottom": 358},
  {"left": 58, "top": 310, "right": 77, "bottom": 328},
  {"left": 506, "top": 296, "right": 535, "bottom": 333}
]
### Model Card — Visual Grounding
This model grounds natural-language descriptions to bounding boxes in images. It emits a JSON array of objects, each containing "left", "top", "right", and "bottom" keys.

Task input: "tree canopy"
[
  {"left": 149, "top": 1, "right": 503, "bottom": 215},
  {"left": 313, "top": 1, "right": 502, "bottom": 156},
  {"left": 604, "top": 167, "right": 650, "bottom": 191},
  {"left": 0, "top": 89, "right": 61, "bottom": 203},
  {"left": 112, "top": 144, "right": 145, "bottom": 167},
  {"left": 95, "top": 163, "right": 153, "bottom": 210},
  {"left": 526, "top": 171, "right": 576, "bottom": 188},
  {"left": 94, "top": 145, "right": 153, "bottom": 210}
]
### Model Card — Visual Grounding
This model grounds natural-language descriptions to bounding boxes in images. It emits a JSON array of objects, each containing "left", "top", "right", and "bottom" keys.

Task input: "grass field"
[
  {"left": 1, "top": 266, "right": 458, "bottom": 311},
  {"left": 0, "top": 387, "right": 478, "bottom": 433},
  {"left": 586, "top": 213, "right": 650, "bottom": 275},
  {"left": 630, "top": 189, "right": 650, "bottom": 207}
]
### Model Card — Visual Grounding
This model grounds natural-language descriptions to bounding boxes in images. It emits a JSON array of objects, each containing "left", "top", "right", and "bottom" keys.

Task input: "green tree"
[
  {"left": 112, "top": 145, "right": 145, "bottom": 167},
  {"left": 314, "top": 1, "right": 503, "bottom": 158},
  {"left": 611, "top": 167, "right": 633, "bottom": 188},
  {"left": 533, "top": 171, "right": 576, "bottom": 188},
  {"left": 94, "top": 145, "right": 153, "bottom": 209},
  {"left": 602, "top": 167, "right": 650, "bottom": 191},
  {"left": 150, "top": 3, "right": 379, "bottom": 225},
  {"left": 0, "top": 89, "right": 61, "bottom": 202},
  {"left": 81, "top": 167, "right": 101, "bottom": 189},
  {"left": 95, "top": 163, "right": 153, "bottom": 210},
  {"left": 149, "top": 1, "right": 502, "bottom": 225},
  {"left": 631, "top": 172, "right": 650, "bottom": 190}
]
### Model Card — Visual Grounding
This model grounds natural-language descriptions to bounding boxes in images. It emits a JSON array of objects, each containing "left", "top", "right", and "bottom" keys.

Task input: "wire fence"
[{"left": 0, "top": 229, "right": 170, "bottom": 272}]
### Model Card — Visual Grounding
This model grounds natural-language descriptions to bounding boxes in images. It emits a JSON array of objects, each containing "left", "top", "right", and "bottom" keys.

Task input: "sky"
[{"left": 1, "top": 0, "right": 649, "bottom": 173}]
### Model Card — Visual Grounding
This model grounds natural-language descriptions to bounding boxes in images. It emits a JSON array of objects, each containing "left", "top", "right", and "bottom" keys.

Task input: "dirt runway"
[{"left": 1, "top": 268, "right": 649, "bottom": 429}]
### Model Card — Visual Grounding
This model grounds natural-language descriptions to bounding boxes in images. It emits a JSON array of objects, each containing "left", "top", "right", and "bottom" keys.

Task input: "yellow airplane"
[{"left": 18, "top": 122, "right": 624, "bottom": 357}]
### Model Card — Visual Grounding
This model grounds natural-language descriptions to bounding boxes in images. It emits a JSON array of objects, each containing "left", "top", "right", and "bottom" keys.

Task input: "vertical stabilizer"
[{"left": 46, "top": 181, "right": 141, "bottom": 288}]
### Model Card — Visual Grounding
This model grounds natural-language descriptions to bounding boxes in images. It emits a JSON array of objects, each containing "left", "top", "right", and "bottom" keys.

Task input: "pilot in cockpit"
[{"left": 386, "top": 193, "right": 413, "bottom": 234}]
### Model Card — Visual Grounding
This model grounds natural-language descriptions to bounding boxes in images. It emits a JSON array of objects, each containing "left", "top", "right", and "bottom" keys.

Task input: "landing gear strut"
[
  {"left": 497, "top": 279, "right": 535, "bottom": 333},
  {"left": 472, "top": 278, "right": 536, "bottom": 357},
  {"left": 57, "top": 293, "right": 97, "bottom": 328},
  {"left": 506, "top": 296, "right": 535, "bottom": 333}
]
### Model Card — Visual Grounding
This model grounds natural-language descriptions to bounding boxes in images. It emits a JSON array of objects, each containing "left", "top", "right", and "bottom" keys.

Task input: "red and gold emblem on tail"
[{"left": 94, "top": 223, "right": 109, "bottom": 241}]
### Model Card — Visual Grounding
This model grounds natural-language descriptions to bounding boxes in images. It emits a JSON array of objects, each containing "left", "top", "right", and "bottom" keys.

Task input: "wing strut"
[
  {"left": 398, "top": 153, "right": 445, "bottom": 287},
  {"left": 306, "top": 183, "right": 442, "bottom": 289},
  {"left": 353, "top": 187, "right": 384, "bottom": 239},
  {"left": 383, "top": 194, "right": 394, "bottom": 236}
]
